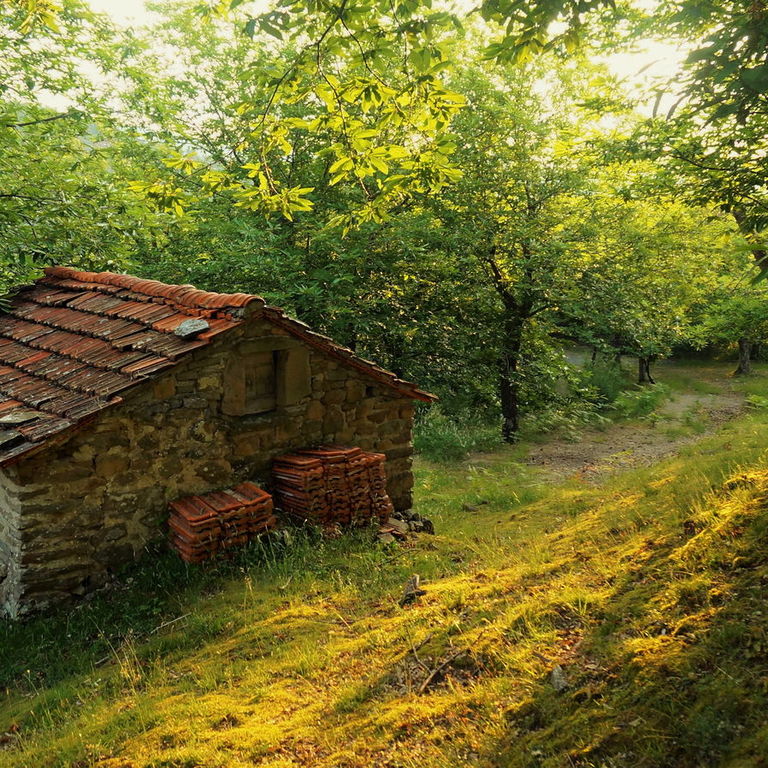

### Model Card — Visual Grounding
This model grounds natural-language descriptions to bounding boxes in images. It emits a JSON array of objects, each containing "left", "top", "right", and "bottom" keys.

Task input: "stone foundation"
[{"left": 0, "top": 317, "right": 417, "bottom": 615}]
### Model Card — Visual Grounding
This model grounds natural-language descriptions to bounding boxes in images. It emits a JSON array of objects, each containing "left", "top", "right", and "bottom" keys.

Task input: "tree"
[
  {"left": 0, "top": 0, "right": 175, "bottom": 289},
  {"left": 431, "top": 60, "right": 612, "bottom": 440},
  {"left": 480, "top": 0, "right": 768, "bottom": 265},
  {"left": 697, "top": 288, "right": 768, "bottom": 376},
  {"left": 557, "top": 159, "right": 736, "bottom": 383},
  {"left": 118, "top": 0, "right": 467, "bottom": 225}
]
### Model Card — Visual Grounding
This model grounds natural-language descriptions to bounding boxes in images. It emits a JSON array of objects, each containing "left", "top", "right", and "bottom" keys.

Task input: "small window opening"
[{"left": 222, "top": 345, "right": 311, "bottom": 416}]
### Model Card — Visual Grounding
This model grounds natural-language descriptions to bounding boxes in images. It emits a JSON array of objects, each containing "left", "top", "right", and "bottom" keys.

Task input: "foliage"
[
  {"left": 522, "top": 398, "right": 608, "bottom": 441},
  {"left": 0, "top": 0, "right": 177, "bottom": 289},
  {"left": 556, "top": 159, "right": 736, "bottom": 363},
  {"left": 122, "top": 0, "right": 467, "bottom": 225},
  {"left": 584, "top": 355, "right": 630, "bottom": 403},
  {"left": 609, "top": 382, "right": 671, "bottom": 419},
  {"left": 478, "top": 0, "right": 768, "bottom": 141},
  {"left": 696, "top": 289, "right": 768, "bottom": 349}
]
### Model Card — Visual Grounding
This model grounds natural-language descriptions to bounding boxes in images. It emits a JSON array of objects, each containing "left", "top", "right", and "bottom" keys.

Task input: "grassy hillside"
[{"left": 3, "top": 372, "right": 768, "bottom": 767}]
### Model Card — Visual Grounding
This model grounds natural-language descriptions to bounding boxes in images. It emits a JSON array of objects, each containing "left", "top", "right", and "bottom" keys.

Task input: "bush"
[
  {"left": 523, "top": 399, "right": 610, "bottom": 442},
  {"left": 586, "top": 357, "right": 630, "bottom": 404},
  {"left": 610, "top": 383, "right": 671, "bottom": 419},
  {"left": 746, "top": 394, "right": 768, "bottom": 409},
  {"left": 414, "top": 407, "right": 500, "bottom": 461}
]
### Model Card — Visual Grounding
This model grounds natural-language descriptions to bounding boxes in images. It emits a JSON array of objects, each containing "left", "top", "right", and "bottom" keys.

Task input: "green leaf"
[{"left": 258, "top": 17, "right": 284, "bottom": 40}]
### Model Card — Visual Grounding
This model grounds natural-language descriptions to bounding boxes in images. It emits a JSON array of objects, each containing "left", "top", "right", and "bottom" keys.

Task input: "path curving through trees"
[{"left": 522, "top": 361, "right": 746, "bottom": 482}]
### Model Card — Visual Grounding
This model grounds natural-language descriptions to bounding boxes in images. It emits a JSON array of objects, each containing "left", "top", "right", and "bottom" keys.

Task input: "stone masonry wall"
[
  {"left": 0, "top": 316, "right": 416, "bottom": 614},
  {"left": 0, "top": 479, "right": 23, "bottom": 617}
]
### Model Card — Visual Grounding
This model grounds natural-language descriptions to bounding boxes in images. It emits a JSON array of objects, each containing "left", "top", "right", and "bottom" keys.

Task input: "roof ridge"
[{"left": 44, "top": 267, "right": 266, "bottom": 313}]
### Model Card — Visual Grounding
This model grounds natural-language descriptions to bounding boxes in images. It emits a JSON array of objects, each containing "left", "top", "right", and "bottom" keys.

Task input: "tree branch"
[{"left": 3, "top": 111, "right": 80, "bottom": 129}]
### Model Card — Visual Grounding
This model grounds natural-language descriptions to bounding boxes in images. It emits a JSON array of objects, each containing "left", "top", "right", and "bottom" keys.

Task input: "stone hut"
[{"left": 0, "top": 266, "right": 434, "bottom": 616}]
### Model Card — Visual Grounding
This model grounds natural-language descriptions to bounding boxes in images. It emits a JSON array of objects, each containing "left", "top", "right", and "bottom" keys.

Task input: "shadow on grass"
[
  {"left": 487, "top": 473, "right": 768, "bottom": 768},
  {"left": 0, "top": 525, "right": 383, "bottom": 693}
]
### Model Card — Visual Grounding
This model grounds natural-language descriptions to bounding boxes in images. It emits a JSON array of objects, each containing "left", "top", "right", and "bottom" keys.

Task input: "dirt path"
[{"left": 522, "top": 362, "right": 745, "bottom": 482}]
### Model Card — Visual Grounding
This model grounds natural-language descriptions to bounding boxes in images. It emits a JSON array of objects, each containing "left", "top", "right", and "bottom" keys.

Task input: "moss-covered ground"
[{"left": 3, "top": 363, "right": 768, "bottom": 767}]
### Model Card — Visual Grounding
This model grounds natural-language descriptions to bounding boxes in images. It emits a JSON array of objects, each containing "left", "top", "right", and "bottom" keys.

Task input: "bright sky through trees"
[{"left": 87, "top": 0, "right": 689, "bottom": 115}]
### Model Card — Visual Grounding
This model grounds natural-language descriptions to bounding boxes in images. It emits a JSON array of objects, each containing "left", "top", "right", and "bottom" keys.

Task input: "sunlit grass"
[{"left": 4, "top": 396, "right": 768, "bottom": 766}]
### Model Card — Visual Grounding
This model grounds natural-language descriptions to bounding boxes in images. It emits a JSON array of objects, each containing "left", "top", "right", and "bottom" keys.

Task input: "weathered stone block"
[
  {"left": 196, "top": 459, "right": 233, "bottom": 483},
  {"left": 323, "top": 406, "right": 346, "bottom": 434},
  {"left": 306, "top": 399, "right": 324, "bottom": 421},
  {"left": 322, "top": 389, "right": 346, "bottom": 405},
  {"left": 277, "top": 347, "right": 311, "bottom": 405},
  {"left": 153, "top": 377, "right": 176, "bottom": 399},
  {"left": 96, "top": 454, "right": 130, "bottom": 477},
  {"left": 346, "top": 379, "right": 366, "bottom": 402}
]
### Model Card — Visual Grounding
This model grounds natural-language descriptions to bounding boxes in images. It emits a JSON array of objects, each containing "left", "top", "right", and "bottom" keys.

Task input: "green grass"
[
  {"left": 414, "top": 406, "right": 501, "bottom": 461},
  {"left": 658, "top": 366, "right": 723, "bottom": 395},
  {"left": 4, "top": 372, "right": 768, "bottom": 767},
  {"left": 661, "top": 405, "right": 710, "bottom": 439},
  {"left": 734, "top": 370, "right": 768, "bottom": 398}
]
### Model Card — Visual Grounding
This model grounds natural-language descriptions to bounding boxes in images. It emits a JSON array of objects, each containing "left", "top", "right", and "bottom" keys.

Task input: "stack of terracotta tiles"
[
  {"left": 272, "top": 446, "right": 394, "bottom": 527},
  {"left": 168, "top": 481, "right": 275, "bottom": 563}
]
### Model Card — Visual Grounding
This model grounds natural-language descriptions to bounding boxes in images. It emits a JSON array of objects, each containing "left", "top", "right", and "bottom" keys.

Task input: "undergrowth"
[
  {"left": 609, "top": 382, "right": 672, "bottom": 419},
  {"left": 414, "top": 406, "right": 500, "bottom": 461},
  {"left": 415, "top": 361, "right": 677, "bottom": 458},
  {"left": 585, "top": 356, "right": 631, "bottom": 403}
]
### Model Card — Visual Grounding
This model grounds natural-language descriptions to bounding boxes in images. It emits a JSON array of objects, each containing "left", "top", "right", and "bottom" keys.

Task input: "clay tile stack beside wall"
[
  {"left": 273, "top": 445, "right": 394, "bottom": 527},
  {"left": 168, "top": 481, "right": 275, "bottom": 563}
]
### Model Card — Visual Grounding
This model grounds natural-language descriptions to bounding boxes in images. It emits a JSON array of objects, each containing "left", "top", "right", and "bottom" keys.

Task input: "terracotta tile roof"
[{"left": 0, "top": 267, "right": 434, "bottom": 466}]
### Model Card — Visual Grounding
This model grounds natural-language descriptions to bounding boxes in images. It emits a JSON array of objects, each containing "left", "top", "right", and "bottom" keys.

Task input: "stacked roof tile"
[
  {"left": 0, "top": 267, "right": 434, "bottom": 467},
  {"left": 168, "top": 481, "right": 275, "bottom": 563},
  {"left": 273, "top": 446, "right": 394, "bottom": 527}
]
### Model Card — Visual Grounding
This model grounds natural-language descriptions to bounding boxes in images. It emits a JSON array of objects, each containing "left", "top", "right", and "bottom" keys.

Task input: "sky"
[
  {"left": 86, "top": 0, "right": 689, "bottom": 114},
  {"left": 89, "top": 0, "right": 152, "bottom": 24}
]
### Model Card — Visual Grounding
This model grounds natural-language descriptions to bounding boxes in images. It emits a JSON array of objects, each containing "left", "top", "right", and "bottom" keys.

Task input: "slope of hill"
[{"left": 2, "top": 365, "right": 768, "bottom": 768}]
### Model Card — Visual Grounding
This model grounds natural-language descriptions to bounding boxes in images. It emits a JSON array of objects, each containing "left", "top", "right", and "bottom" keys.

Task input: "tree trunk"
[
  {"left": 638, "top": 357, "right": 656, "bottom": 385},
  {"left": 734, "top": 338, "right": 752, "bottom": 375},
  {"left": 499, "top": 310, "right": 525, "bottom": 443}
]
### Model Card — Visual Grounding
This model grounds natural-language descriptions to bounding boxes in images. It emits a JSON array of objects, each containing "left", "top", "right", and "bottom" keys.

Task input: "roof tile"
[
  {"left": 0, "top": 268, "right": 260, "bottom": 465},
  {"left": 0, "top": 266, "right": 432, "bottom": 467}
]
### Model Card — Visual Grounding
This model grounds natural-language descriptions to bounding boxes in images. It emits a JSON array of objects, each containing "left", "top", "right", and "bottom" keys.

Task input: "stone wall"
[
  {"left": 0, "top": 316, "right": 416, "bottom": 615},
  {"left": 0, "top": 480, "right": 23, "bottom": 617}
]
